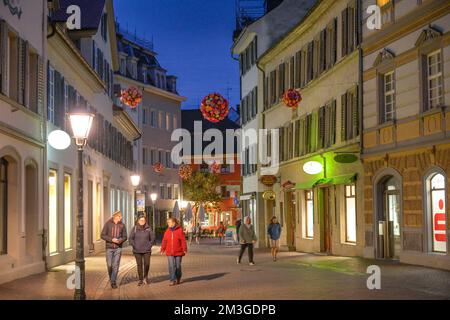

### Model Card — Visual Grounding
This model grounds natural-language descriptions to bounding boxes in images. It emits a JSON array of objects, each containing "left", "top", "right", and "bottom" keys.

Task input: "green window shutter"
[
  {"left": 318, "top": 106, "right": 325, "bottom": 149},
  {"left": 319, "top": 29, "right": 326, "bottom": 74},
  {"left": 341, "top": 93, "right": 347, "bottom": 142},
  {"left": 331, "top": 99, "right": 337, "bottom": 145},
  {"left": 332, "top": 18, "right": 338, "bottom": 66}
]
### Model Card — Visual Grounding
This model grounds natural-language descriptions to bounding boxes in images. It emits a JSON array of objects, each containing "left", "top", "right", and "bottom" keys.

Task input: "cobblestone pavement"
[{"left": 0, "top": 239, "right": 450, "bottom": 300}]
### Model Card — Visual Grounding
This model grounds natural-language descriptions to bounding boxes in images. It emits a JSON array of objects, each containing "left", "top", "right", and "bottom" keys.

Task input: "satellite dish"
[{"left": 48, "top": 130, "right": 71, "bottom": 150}]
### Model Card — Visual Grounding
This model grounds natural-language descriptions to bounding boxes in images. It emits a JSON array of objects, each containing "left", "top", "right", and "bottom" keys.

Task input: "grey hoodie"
[{"left": 239, "top": 223, "right": 257, "bottom": 244}]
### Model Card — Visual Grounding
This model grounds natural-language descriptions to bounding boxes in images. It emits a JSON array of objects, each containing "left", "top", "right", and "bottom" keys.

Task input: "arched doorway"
[
  {"left": 25, "top": 162, "right": 40, "bottom": 261},
  {"left": 425, "top": 171, "right": 447, "bottom": 253},
  {"left": 375, "top": 174, "right": 402, "bottom": 260}
]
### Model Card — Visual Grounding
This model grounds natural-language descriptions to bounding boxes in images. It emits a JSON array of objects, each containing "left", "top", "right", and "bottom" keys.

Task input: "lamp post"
[
  {"left": 150, "top": 193, "right": 158, "bottom": 233},
  {"left": 69, "top": 112, "right": 95, "bottom": 301},
  {"left": 130, "top": 174, "right": 141, "bottom": 220}
]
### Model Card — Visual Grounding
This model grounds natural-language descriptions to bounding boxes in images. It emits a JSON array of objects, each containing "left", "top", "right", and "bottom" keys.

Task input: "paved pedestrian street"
[{"left": 0, "top": 239, "right": 449, "bottom": 300}]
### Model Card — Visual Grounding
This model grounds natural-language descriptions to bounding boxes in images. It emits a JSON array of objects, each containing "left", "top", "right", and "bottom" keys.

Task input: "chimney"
[{"left": 265, "top": 0, "right": 283, "bottom": 13}]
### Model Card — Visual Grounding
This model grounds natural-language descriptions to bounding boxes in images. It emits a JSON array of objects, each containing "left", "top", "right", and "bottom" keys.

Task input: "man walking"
[
  {"left": 237, "top": 216, "right": 257, "bottom": 266},
  {"left": 101, "top": 211, "right": 128, "bottom": 289}
]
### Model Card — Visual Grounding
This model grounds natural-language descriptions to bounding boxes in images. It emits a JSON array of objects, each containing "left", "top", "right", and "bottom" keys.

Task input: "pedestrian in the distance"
[
  {"left": 267, "top": 216, "right": 282, "bottom": 262},
  {"left": 129, "top": 215, "right": 155, "bottom": 286},
  {"left": 217, "top": 221, "right": 226, "bottom": 245},
  {"left": 237, "top": 216, "right": 257, "bottom": 266},
  {"left": 101, "top": 211, "right": 127, "bottom": 289},
  {"left": 185, "top": 221, "right": 194, "bottom": 245},
  {"left": 160, "top": 218, "right": 187, "bottom": 286}
]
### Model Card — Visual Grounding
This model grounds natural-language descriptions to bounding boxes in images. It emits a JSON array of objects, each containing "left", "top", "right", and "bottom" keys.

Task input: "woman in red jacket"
[{"left": 160, "top": 217, "right": 187, "bottom": 286}]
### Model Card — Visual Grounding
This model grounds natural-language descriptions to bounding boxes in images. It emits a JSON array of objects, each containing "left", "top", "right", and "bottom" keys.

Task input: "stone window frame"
[
  {"left": 373, "top": 48, "right": 396, "bottom": 125},
  {"left": 422, "top": 166, "right": 449, "bottom": 255},
  {"left": 415, "top": 26, "right": 445, "bottom": 113}
]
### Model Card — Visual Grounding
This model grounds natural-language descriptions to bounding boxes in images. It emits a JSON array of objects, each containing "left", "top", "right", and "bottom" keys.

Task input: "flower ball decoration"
[
  {"left": 153, "top": 162, "right": 165, "bottom": 173},
  {"left": 282, "top": 88, "right": 302, "bottom": 109},
  {"left": 120, "top": 87, "right": 142, "bottom": 109},
  {"left": 200, "top": 93, "right": 230, "bottom": 123},
  {"left": 178, "top": 164, "right": 193, "bottom": 180},
  {"left": 210, "top": 162, "right": 221, "bottom": 174}
]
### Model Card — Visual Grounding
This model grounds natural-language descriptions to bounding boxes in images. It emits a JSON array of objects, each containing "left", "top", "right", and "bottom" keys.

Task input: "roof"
[{"left": 51, "top": 0, "right": 106, "bottom": 31}]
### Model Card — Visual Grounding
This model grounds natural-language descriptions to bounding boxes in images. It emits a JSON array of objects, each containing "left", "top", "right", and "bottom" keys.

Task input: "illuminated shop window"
[
  {"left": 428, "top": 173, "right": 447, "bottom": 253},
  {"left": 345, "top": 185, "right": 357, "bottom": 243},
  {"left": 64, "top": 174, "right": 72, "bottom": 251},
  {"left": 305, "top": 190, "right": 314, "bottom": 238},
  {"left": 48, "top": 170, "right": 58, "bottom": 255}
]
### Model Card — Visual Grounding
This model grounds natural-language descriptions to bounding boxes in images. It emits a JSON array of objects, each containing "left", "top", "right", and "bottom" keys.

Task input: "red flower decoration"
[
  {"left": 200, "top": 93, "right": 229, "bottom": 123},
  {"left": 153, "top": 162, "right": 165, "bottom": 173},
  {"left": 282, "top": 89, "right": 302, "bottom": 109},
  {"left": 178, "top": 164, "right": 193, "bottom": 180},
  {"left": 120, "top": 87, "right": 143, "bottom": 109},
  {"left": 210, "top": 162, "right": 221, "bottom": 174}
]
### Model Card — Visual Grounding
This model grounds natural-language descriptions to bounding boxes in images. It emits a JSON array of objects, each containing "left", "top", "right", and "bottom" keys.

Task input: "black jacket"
[
  {"left": 101, "top": 218, "right": 128, "bottom": 249},
  {"left": 129, "top": 224, "right": 156, "bottom": 254}
]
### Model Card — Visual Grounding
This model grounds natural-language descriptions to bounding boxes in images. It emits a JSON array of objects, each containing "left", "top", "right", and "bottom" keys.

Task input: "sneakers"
[
  {"left": 169, "top": 281, "right": 177, "bottom": 286},
  {"left": 111, "top": 283, "right": 118, "bottom": 289},
  {"left": 138, "top": 280, "right": 144, "bottom": 287},
  {"left": 177, "top": 278, "right": 182, "bottom": 285},
  {"left": 249, "top": 262, "right": 255, "bottom": 266},
  {"left": 145, "top": 278, "right": 150, "bottom": 285},
  {"left": 236, "top": 258, "right": 241, "bottom": 264}
]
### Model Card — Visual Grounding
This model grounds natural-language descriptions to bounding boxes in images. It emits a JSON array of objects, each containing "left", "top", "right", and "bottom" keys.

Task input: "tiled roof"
[{"left": 51, "top": 0, "right": 106, "bottom": 30}]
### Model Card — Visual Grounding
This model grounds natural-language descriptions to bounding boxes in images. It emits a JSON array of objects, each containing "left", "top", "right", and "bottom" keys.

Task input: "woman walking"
[
  {"left": 185, "top": 221, "right": 194, "bottom": 245},
  {"left": 237, "top": 216, "right": 257, "bottom": 266},
  {"left": 267, "top": 216, "right": 282, "bottom": 262},
  {"left": 217, "top": 221, "right": 226, "bottom": 245},
  {"left": 129, "top": 215, "right": 155, "bottom": 286},
  {"left": 160, "top": 218, "right": 187, "bottom": 286}
]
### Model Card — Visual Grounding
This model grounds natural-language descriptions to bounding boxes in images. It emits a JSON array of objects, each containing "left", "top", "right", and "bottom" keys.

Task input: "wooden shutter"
[
  {"left": 318, "top": 106, "right": 326, "bottom": 149},
  {"left": 0, "top": 20, "right": 8, "bottom": 95},
  {"left": 289, "top": 57, "right": 295, "bottom": 89},
  {"left": 331, "top": 99, "right": 337, "bottom": 145},
  {"left": 352, "top": 86, "right": 359, "bottom": 138},
  {"left": 54, "top": 71, "right": 64, "bottom": 128},
  {"left": 319, "top": 29, "right": 326, "bottom": 74},
  {"left": 300, "top": 48, "right": 306, "bottom": 87},
  {"left": 37, "top": 56, "right": 45, "bottom": 115},
  {"left": 92, "top": 41, "right": 96, "bottom": 70},
  {"left": 307, "top": 42, "right": 313, "bottom": 83},
  {"left": 288, "top": 122, "right": 294, "bottom": 159},
  {"left": 263, "top": 76, "right": 269, "bottom": 110},
  {"left": 253, "top": 87, "right": 257, "bottom": 117},
  {"left": 295, "top": 51, "right": 301, "bottom": 88},
  {"left": 348, "top": 6, "right": 355, "bottom": 53},
  {"left": 341, "top": 93, "right": 347, "bottom": 142},
  {"left": 17, "top": 39, "right": 28, "bottom": 105},
  {"left": 332, "top": 18, "right": 338, "bottom": 66},
  {"left": 342, "top": 8, "right": 348, "bottom": 57}
]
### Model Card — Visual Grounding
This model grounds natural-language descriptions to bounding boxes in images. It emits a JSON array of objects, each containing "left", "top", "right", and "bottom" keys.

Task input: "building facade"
[
  {"left": 45, "top": 0, "right": 140, "bottom": 268},
  {"left": 361, "top": 0, "right": 450, "bottom": 269},
  {"left": 259, "top": 0, "right": 364, "bottom": 256},
  {"left": 232, "top": 0, "right": 317, "bottom": 247},
  {"left": 115, "top": 27, "right": 186, "bottom": 228},
  {"left": 0, "top": 0, "right": 47, "bottom": 284}
]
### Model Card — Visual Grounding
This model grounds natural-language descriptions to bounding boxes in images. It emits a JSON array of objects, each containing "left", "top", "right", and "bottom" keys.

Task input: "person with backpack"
[{"left": 129, "top": 215, "right": 156, "bottom": 286}]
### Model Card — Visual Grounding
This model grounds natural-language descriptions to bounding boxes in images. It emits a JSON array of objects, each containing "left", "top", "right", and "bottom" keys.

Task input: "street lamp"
[
  {"left": 130, "top": 174, "right": 141, "bottom": 220},
  {"left": 69, "top": 112, "right": 95, "bottom": 301},
  {"left": 150, "top": 193, "right": 158, "bottom": 233}
]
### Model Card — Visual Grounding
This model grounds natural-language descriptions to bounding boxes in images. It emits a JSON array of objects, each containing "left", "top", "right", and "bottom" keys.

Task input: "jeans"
[
  {"left": 106, "top": 248, "right": 122, "bottom": 284},
  {"left": 167, "top": 256, "right": 183, "bottom": 282},
  {"left": 238, "top": 243, "right": 254, "bottom": 263},
  {"left": 134, "top": 253, "right": 151, "bottom": 281}
]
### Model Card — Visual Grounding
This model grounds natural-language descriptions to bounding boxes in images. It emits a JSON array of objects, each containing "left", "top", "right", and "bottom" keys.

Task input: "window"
[
  {"left": 166, "top": 113, "right": 171, "bottom": 131},
  {"left": 142, "top": 147, "right": 149, "bottom": 165},
  {"left": 48, "top": 170, "right": 58, "bottom": 255},
  {"left": 428, "top": 173, "right": 447, "bottom": 253},
  {"left": 426, "top": 51, "right": 443, "bottom": 110},
  {"left": 173, "top": 185, "right": 179, "bottom": 200},
  {"left": 150, "top": 109, "right": 157, "bottom": 127},
  {"left": 64, "top": 174, "right": 72, "bottom": 251},
  {"left": 158, "top": 150, "right": 164, "bottom": 164},
  {"left": 160, "top": 184, "right": 165, "bottom": 199},
  {"left": 381, "top": 71, "right": 395, "bottom": 123},
  {"left": 0, "top": 158, "right": 7, "bottom": 255},
  {"left": 48, "top": 66, "right": 55, "bottom": 124},
  {"left": 345, "top": 184, "right": 357, "bottom": 243},
  {"left": 159, "top": 111, "right": 164, "bottom": 129},
  {"left": 166, "top": 151, "right": 171, "bottom": 168},
  {"left": 305, "top": 190, "right": 314, "bottom": 238},
  {"left": 120, "top": 57, "right": 126, "bottom": 75},
  {"left": 341, "top": 87, "right": 359, "bottom": 142},
  {"left": 150, "top": 149, "right": 157, "bottom": 165},
  {"left": 173, "top": 115, "right": 178, "bottom": 130},
  {"left": 167, "top": 185, "right": 173, "bottom": 200},
  {"left": 142, "top": 108, "right": 148, "bottom": 125}
]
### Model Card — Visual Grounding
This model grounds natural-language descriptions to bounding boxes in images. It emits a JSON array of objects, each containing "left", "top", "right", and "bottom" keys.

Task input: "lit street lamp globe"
[{"left": 48, "top": 130, "right": 71, "bottom": 150}]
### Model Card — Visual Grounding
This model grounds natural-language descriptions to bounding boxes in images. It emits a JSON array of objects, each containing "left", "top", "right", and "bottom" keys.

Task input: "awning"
[
  {"left": 295, "top": 174, "right": 357, "bottom": 190},
  {"left": 313, "top": 178, "right": 333, "bottom": 187},
  {"left": 295, "top": 180, "right": 318, "bottom": 190}
]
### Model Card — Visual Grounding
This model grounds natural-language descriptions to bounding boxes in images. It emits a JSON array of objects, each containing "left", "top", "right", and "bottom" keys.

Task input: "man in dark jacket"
[
  {"left": 129, "top": 215, "right": 155, "bottom": 286},
  {"left": 101, "top": 211, "right": 127, "bottom": 289},
  {"left": 237, "top": 216, "right": 257, "bottom": 265}
]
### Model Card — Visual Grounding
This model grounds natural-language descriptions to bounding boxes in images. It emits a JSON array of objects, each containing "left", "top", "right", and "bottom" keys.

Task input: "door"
[
  {"left": 88, "top": 180, "right": 94, "bottom": 252},
  {"left": 384, "top": 190, "right": 401, "bottom": 259},
  {"left": 0, "top": 158, "right": 7, "bottom": 255},
  {"left": 286, "top": 192, "right": 296, "bottom": 251},
  {"left": 322, "top": 188, "right": 332, "bottom": 254}
]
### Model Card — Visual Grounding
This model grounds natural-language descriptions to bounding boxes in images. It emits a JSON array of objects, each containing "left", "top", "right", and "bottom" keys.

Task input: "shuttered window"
[
  {"left": 294, "top": 51, "right": 301, "bottom": 88},
  {"left": 263, "top": 76, "right": 269, "bottom": 110},
  {"left": 0, "top": 20, "right": 7, "bottom": 95},
  {"left": 341, "top": 87, "right": 359, "bottom": 142}
]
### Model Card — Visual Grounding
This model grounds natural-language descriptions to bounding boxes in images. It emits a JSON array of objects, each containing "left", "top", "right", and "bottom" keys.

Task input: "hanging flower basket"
[
  {"left": 153, "top": 162, "right": 165, "bottom": 173},
  {"left": 178, "top": 164, "right": 193, "bottom": 180},
  {"left": 200, "top": 93, "right": 229, "bottom": 123},
  {"left": 120, "top": 87, "right": 142, "bottom": 109},
  {"left": 210, "top": 162, "right": 221, "bottom": 174},
  {"left": 282, "top": 88, "right": 302, "bottom": 109}
]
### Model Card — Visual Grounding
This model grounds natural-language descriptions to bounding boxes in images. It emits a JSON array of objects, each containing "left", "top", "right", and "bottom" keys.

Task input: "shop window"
[
  {"left": 427, "top": 173, "right": 447, "bottom": 253},
  {"left": 48, "top": 170, "right": 58, "bottom": 255},
  {"left": 345, "top": 184, "right": 357, "bottom": 243},
  {"left": 305, "top": 190, "right": 314, "bottom": 238},
  {"left": 64, "top": 174, "right": 72, "bottom": 251}
]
